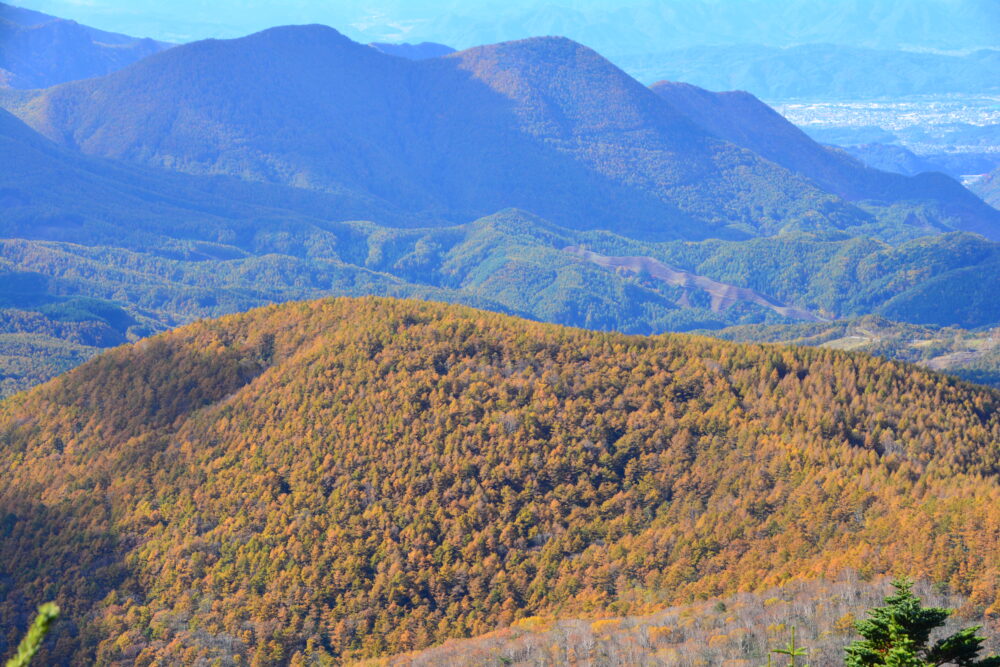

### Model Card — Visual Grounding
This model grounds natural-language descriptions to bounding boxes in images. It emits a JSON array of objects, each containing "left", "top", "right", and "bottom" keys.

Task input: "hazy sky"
[{"left": 8, "top": 0, "right": 1000, "bottom": 53}]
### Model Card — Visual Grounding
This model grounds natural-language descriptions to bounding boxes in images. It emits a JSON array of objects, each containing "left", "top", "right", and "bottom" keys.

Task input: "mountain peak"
[
  {"left": 240, "top": 23, "right": 351, "bottom": 43},
  {"left": 184, "top": 23, "right": 367, "bottom": 58},
  {"left": 452, "top": 34, "right": 610, "bottom": 67}
]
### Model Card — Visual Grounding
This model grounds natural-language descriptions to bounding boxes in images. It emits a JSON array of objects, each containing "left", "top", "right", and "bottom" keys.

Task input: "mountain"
[
  {"left": 840, "top": 145, "right": 1000, "bottom": 182},
  {"left": 0, "top": 105, "right": 418, "bottom": 248},
  {"left": 15, "top": 0, "right": 1000, "bottom": 56},
  {"left": 6, "top": 25, "right": 998, "bottom": 242},
  {"left": 650, "top": 81, "right": 1000, "bottom": 240},
  {"left": 3, "top": 106, "right": 1000, "bottom": 395},
  {"left": 0, "top": 2, "right": 171, "bottom": 89},
  {"left": 970, "top": 166, "right": 1000, "bottom": 209},
  {"left": 622, "top": 45, "right": 1000, "bottom": 99},
  {"left": 839, "top": 143, "right": 948, "bottom": 177},
  {"left": 1, "top": 297, "right": 998, "bottom": 664},
  {"left": 369, "top": 41, "right": 455, "bottom": 59}
]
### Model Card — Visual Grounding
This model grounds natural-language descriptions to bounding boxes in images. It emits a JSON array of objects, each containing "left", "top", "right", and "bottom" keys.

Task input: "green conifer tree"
[
  {"left": 845, "top": 578, "right": 1000, "bottom": 666},
  {"left": 771, "top": 625, "right": 809, "bottom": 666}
]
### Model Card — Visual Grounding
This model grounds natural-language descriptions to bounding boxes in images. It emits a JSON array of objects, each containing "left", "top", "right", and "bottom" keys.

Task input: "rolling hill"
[
  {"left": 3, "top": 104, "right": 1000, "bottom": 396},
  {"left": 1, "top": 298, "right": 997, "bottom": 664},
  {"left": 4, "top": 25, "right": 998, "bottom": 242},
  {"left": 0, "top": 1, "right": 171, "bottom": 89}
]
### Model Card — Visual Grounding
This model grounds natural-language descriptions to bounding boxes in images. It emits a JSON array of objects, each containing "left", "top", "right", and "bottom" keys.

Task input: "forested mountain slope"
[
  {"left": 3, "top": 101, "right": 1000, "bottom": 394},
  {"left": 1, "top": 298, "right": 997, "bottom": 664},
  {"left": 2, "top": 32, "right": 1000, "bottom": 396},
  {"left": 4, "top": 25, "right": 998, "bottom": 241},
  {"left": 650, "top": 81, "right": 1000, "bottom": 240},
  {"left": 707, "top": 315, "right": 1000, "bottom": 388},
  {"left": 0, "top": 2, "right": 170, "bottom": 89}
]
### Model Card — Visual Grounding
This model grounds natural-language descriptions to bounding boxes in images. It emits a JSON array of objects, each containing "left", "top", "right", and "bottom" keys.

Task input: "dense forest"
[
  {"left": 1, "top": 297, "right": 997, "bottom": 664},
  {"left": 709, "top": 315, "right": 1000, "bottom": 388},
  {"left": 3, "top": 196, "right": 1000, "bottom": 396}
]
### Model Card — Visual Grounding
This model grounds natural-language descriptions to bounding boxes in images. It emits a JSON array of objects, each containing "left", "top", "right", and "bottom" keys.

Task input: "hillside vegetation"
[
  {"left": 2, "top": 26, "right": 1000, "bottom": 396},
  {"left": 709, "top": 316, "right": 1000, "bottom": 388},
  {"left": 376, "top": 575, "right": 1000, "bottom": 666},
  {"left": 1, "top": 298, "right": 997, "bottom": 664},
  {"left": 4, "top": 205, "right": 1000, "bottom": 396}
]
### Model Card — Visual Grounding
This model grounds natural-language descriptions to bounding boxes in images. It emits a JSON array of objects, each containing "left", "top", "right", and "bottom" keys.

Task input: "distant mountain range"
[
  {"left": 2, "top": 25, "right": 996, "bottom": 243},
  {"left": 3, "top": 100, "right": 1000, "bottom": 394},
  {"left": 31, "top": 0, "right": 997, "bottom": 56},
  {"left": 0, "top": 1, "right": 171, "bottom": 89},
  {"left": 650, "top": 81, "right": 996, "bottom": 235},
  {"left": 840, "top": 143, "right": 970, "bottom": 179},
  {"left": 621, "top": 44, "right": 1000, "bottom": 98},
  {"left": 369, "top": 41, "right": 455, "bottom": 60}
]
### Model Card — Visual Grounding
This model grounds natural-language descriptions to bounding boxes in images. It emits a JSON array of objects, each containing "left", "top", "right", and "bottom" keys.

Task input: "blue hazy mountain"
[
  {"left": 621, "top": 44, "right": 1000, "bottom": 98},
  {"left": 970, "top": 166, "right": 1000, "bottom": 209},
  {"left": 3, "top": 24, "right": 998, "bottom": 244},
  {"left": 15, "top": 0, "right": 999, "bottom": 55},
  {"left": 0, "top": 1, "right": 171, "bottom": 89},
  {"left": 369, "top": 41, "right": 455, "bottom": 59}
]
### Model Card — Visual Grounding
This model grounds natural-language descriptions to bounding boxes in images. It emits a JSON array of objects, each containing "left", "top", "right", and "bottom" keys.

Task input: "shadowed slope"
[{"left": 971, "top": 166, "right": 1000, "bottom": 210}]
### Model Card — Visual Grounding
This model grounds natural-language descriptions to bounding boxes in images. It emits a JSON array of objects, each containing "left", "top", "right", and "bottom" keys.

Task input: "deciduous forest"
[{"left": 1, "top": 298, "right": 997, "bottom": 664}]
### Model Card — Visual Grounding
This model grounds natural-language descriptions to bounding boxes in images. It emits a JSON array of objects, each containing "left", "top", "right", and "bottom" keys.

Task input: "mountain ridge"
[
  {"left": 3, "top": 105, "right": 1000, "bottom": 395},
  {"left": 650, "top": 80, "right": 1000, "bottom": 240},
  {"left": 0, "top": 1, "right": 171, "bottom": 89},
  {"left": 7, "top": 24, "right": 997, "bottom": 242},
  {"left": 1, "top": 296, "right": 998, "bottom": 663}
]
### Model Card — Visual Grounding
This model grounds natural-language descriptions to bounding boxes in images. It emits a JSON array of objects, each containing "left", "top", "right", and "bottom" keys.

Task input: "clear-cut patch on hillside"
[{"left": 565, "top": 245, "right": 825, "bottom": 321}]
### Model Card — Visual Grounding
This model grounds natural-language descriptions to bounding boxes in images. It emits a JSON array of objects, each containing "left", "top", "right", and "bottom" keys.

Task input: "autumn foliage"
[{"left": 0, "top": 297, "right": 997, "bottom": 665}]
